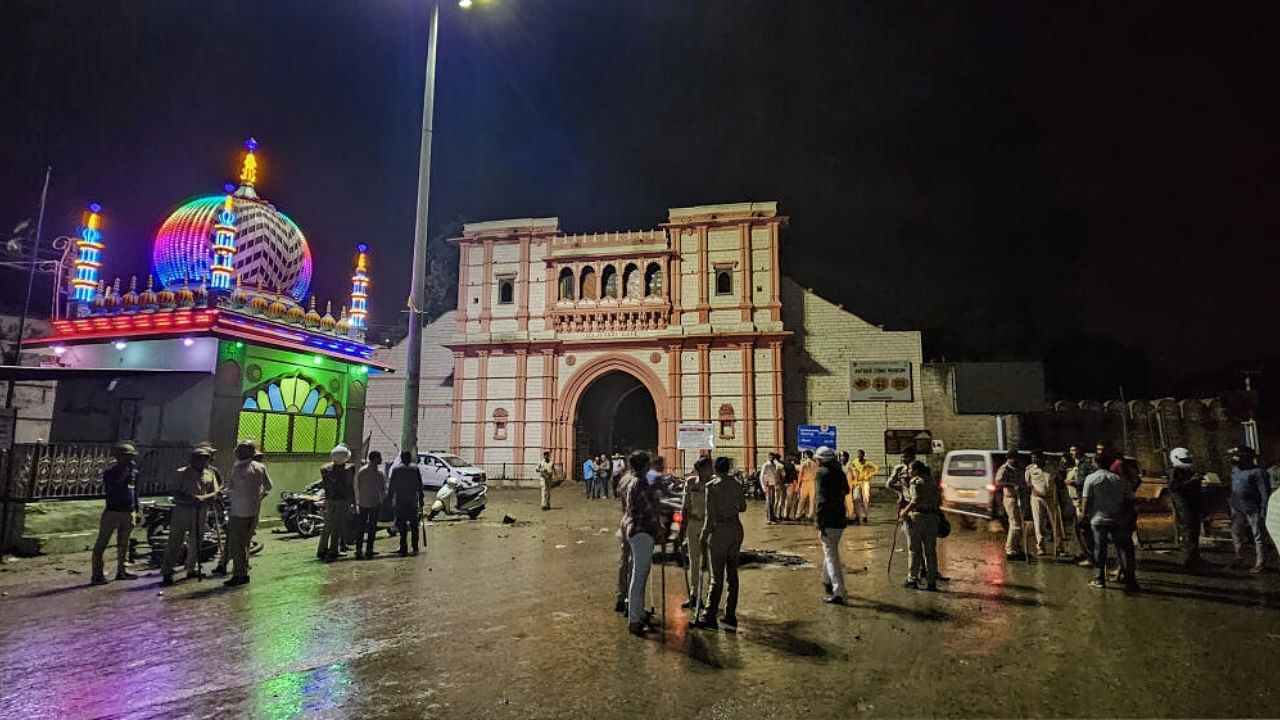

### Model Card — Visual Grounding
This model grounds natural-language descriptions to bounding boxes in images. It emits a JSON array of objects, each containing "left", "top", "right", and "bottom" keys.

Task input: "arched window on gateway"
[{"left": 557, "top": 267, "right": 575, "bottom": 301}]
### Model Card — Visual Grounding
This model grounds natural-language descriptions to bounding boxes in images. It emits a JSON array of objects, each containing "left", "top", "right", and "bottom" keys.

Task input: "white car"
[
  {"left": 940, "top": 449, "right": 1012, "bottom": 520},
  {"left": 416, "top": 452, "right": 486, "bottom": 492}
]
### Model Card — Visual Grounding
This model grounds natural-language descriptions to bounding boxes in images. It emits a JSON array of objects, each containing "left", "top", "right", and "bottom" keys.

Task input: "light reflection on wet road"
[{"left": 1, "top": 489, "right": 1277, "bottom": 719}]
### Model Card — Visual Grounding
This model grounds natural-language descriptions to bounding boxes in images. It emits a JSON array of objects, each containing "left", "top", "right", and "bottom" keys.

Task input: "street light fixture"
[{"left": 401, "top": 0, "right": 495, "bottom": 455}]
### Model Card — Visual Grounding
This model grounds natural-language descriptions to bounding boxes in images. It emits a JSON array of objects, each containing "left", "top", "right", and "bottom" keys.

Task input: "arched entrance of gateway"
[
  {"left": 553, "top": 354, "right": 675, "bottom": 472},
  {"left": 574, "top": 371, "right": 657, "bottom": 460}
]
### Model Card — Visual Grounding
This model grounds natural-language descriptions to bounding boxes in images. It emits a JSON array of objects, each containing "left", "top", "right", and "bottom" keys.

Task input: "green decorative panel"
[
  {"left": 293, "top": 416, "right": 317, "bottom": 455},
  {"left": 263, "top": 413, "right": 291, "bottom": 454},
  {"left": 317, "top": 418, "right": 339, "bottom": 452}
]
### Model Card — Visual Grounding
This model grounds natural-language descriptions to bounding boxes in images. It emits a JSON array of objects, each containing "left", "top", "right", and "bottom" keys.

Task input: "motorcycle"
[
  {"left": 427, "top": 475, "right": 487, "bottom": 520},
  {"left": 138, "top": 490, "right": 262, "bottom": 567},
  {"left": 277, "top": 481, "right": 326, "bottom": 538}
]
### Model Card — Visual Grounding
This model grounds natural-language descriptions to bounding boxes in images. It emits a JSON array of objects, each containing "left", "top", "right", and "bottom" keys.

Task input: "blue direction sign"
[{"left": 797, "top": 425, "right": 837, "bottom": 451}]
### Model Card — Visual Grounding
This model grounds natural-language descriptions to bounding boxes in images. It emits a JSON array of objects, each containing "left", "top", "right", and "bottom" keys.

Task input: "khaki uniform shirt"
[
  {"left": 172, "top": 466, "right": 218, "bottom": 508},
  {"left": 702, "top": 474, "right": 746, "bottom": 538}
]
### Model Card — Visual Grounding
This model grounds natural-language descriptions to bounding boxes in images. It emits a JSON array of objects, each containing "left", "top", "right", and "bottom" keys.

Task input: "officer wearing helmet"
[{"left": 1166, "top": 447, "right": 1204, "bottom": 568}]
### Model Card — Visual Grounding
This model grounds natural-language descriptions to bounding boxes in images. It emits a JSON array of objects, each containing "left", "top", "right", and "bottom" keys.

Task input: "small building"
[{"left": 9, "top": 140, "right": 389, "bottom": 546}]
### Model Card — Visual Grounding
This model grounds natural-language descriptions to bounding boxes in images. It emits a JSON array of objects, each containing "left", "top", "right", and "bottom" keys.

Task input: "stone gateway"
[{"left": 367, "top": 202, "right": 927, "bottom": 477}]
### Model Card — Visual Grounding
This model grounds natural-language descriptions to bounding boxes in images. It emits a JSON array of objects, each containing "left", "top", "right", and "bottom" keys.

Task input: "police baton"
[{"left": 887, "top": 515, "right": 902, "bottom": 578}]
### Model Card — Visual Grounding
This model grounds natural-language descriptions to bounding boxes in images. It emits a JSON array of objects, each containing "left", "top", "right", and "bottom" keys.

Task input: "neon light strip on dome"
[{"left": 71, "top": 204, "right": 105, "bottom": 303}]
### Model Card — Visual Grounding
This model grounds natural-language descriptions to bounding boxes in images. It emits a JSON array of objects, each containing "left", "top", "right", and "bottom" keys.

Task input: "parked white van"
[{"left": 940, "top": 449, "right": 1018, "bottom": 520}]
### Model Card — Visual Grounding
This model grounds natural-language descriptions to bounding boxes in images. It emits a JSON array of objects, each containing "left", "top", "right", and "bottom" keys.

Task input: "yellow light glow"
[
  {"left": 86, "top": 212, "right": 101, "bottom": 231},
  {"left": 240, "top": 151, "right": 258, "bottom": 185}
]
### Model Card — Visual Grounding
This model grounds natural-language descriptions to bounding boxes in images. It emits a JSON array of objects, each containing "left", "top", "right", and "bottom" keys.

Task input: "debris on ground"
[
  {"left": 502, "top": 515, "right": 517, "bottom": 524},
  {"left": 739, "top": 549, "right": 807, "bottom": 567},
  {"left": 554, "top": 544, "right": 567, "bottom": 549}
]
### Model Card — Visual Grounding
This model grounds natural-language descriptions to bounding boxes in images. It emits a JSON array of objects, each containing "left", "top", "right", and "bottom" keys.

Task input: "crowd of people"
[
  {"left": 604, "top": 437, "right": 1277, "bottom": 637},
  {"left": 86, "top": 432, "right": 1274, "bottom": 625},
  {"left": 990, "top": 442, "right": 1275, "bottom": 590},
  {"left": 87, "top": 441, "right": 433, "bottom": 589}
]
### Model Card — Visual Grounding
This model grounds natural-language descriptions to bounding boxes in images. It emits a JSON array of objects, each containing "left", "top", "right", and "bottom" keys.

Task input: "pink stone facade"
[{"left": 445, "top": 203, "right": 788, "bottom": 473}]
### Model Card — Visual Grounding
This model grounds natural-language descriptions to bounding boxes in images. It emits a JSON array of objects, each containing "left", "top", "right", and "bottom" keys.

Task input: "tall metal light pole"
[
  {"left": 6, "top": 166, "right": 52, "bottom": 409},
  {"left": 400, "top": 3, "right": 442, "bottom": 454}
]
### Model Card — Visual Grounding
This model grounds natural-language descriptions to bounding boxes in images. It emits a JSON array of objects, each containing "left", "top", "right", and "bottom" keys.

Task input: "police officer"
[
  {"left": 161, "top": 445, "right": 220, "bottom": 586},
  {"left": 1166, "top": 447, "right": 1204, "bottom": 568},
  {"left": 89, "top": 442, "right": 140, "bottom": 585},
  {"left": 1066, "top": 444, "right": 1096, "bottom": 565},
  {"left": 680, "top": 457, "right": 712, "bottom": 608},
  {"left": 696, "top": 456, "right": 746, "bottom": 631},
  {"left": 536, "top": 450, "right": 555, "bottom": 511},
  {"left": 901, "top": 460, "right": 942, "bottom": 591},
  {"left": 995, "top": 451, "right": 1028, "bottom": 560}
]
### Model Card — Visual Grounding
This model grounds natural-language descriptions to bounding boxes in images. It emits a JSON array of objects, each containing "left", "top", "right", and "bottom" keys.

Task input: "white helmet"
[
  {"left": 330, "top": 444, "right": 352, "bottom": 463},
  {"left": 1169, "top": 447, "right": 1193, "bottom": 469},
  {"left": 814, "top": 446, "right": 836, "bottom": 462}
]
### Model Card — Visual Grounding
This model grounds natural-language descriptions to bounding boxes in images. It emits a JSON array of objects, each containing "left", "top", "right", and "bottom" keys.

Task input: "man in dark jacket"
[
  {"left": 1229, "top": 446, "right": 1272, "bottom": 573},
  {"left": 813, "top": 446, "right": 850, "bottom": 604},
  {"left": 90, "top": 442, "right": 140, "bottom": 585},
  {"left": 1166, "top": 447, "right": 1204, "bottom": 568},
  {"left": 388, "top": 451, "right": 425, "bottom": 556},
  {"left": 317, "top": 444, "right": 356, "bottom": 561}
]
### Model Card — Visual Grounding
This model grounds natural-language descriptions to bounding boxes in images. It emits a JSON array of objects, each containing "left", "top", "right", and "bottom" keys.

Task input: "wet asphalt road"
[{"left": 1, "top": 488, "right": 1277, "bottom": 719}]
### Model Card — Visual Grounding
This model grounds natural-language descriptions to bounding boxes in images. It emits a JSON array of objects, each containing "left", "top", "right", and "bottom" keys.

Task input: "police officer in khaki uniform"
[
  {"left": 680, "top": 457, "right": 712, "bottom": 609},
  {"left": 695, "top": 456, "right": 747, "bottom": 631},
  {"left": 161, "top": 445, "right": 220, "bottom": 585},
  {"left": 901, "top": 460, "right": 943, "bottom": 591}
]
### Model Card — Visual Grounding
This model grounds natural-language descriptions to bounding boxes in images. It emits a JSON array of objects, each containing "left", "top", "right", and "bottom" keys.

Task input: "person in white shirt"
[
  {"left": 760, "top": 452, "right": 783, "bottom": 524},
  {"left": 223, "top": 439, "right": 272, "bottom": 587}
]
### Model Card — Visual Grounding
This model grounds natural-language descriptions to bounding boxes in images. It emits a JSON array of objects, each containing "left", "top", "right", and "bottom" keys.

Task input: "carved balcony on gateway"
[{"left": 550, "top": 258, "right": 670, "bottom": 333}]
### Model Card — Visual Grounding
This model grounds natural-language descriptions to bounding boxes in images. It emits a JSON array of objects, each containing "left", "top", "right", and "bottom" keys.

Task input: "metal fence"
[{"left": 0, "top": 443, "right": 190, "bottom": 501}]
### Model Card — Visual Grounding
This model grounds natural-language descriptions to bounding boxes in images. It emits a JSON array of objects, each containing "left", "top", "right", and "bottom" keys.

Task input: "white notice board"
[
  {"left": 676, "top": 422, "right": 716, "bottom": 450},
  {"left": 850, "top": 361, "right": 913, "bottom": 402}
]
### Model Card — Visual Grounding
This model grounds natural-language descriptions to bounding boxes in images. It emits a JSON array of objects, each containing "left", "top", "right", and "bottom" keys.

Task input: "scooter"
[{"left": 427, "top": 475, "right": 487, "bottom": 520}]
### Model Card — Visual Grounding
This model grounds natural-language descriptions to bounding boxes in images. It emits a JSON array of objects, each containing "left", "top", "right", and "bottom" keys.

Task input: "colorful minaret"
[
  {"left": 209, "top": 184, "right": 238, "bottom": 291},
  {"left": 70, "top": 203, "right": 105, "bottom": 310},
  {"left": 348, "top": 243, "right": 370, "bottom": 333}
]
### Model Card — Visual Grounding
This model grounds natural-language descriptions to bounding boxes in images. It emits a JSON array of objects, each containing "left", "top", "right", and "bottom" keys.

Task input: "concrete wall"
[
  {"left": 364, "top": 310, "right": 458, "bottom": 455},
  {"left": 0, "top": 315, "right": 55, "bottom": 442},
  {"left": 49, "top": 373, "right": 215, "bottom": 445},
  {"left": 1017, "top": 398, "right": 1240, "bottom": 478},
  {"left": 780, "top": 277, "right": 924, "bottom": 476},
  {"left": 920, "top": 363, "right": 1023, "bottom": 453}
]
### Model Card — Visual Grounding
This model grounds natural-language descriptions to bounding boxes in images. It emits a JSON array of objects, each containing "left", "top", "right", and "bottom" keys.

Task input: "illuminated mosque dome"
[{"left": 151, "top": 139, "right": 314, "bottom": 301}]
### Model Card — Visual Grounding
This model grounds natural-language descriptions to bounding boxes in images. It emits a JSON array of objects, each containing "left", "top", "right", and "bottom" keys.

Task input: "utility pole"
[
  {"left": 400, "top": 3, "right": 440, "bottom": 455},
  {"left": 6, "top": 166, "right": 51, "bottom": 409}
]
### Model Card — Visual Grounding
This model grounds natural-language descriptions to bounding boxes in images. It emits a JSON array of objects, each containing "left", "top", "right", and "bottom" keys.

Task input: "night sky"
[{"left": 2, "top": 1, "right": 1276, "bottom": 400}]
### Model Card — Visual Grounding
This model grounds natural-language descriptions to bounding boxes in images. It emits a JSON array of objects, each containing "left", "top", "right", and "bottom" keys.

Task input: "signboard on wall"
[
  {"left": 885, "top": 429, "right": 933, "bottom": 455},
  {"left": 677, "top": 422, "right": 716, "bottom": 450},
  {"left": 850, "top": 361, "right": 913, "bottom": 402},
  {"left": 952, "top": 362, "right": 1045, "bottom": 414},
  {"left": 797, "top": 425, "right": 837, "bottom": 451}
]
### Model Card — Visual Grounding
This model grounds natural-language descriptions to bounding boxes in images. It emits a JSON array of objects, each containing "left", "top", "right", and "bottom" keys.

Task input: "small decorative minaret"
[
  {"left": 70, "top": 203, "right": 105, "bottom": 315},
  {"left": 209, "top": 185, "right": 238, "bottom": 292},
  {"left": 348, "top": 243, "right": 370, "bottom": 337}
]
